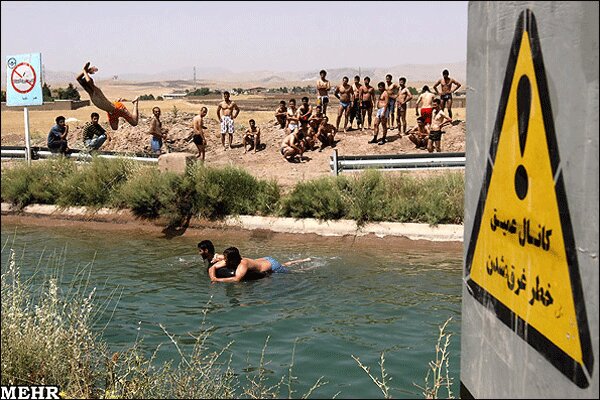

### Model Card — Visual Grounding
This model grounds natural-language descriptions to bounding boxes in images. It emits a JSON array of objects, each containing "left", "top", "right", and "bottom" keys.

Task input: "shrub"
[
  {"left": 341, "top": 169, "right": 387, "bottom": 226},
  {"left": 280, "top": 177, "right": 347, "bottom": 220},
  {"left": 113, "top": 166, "right": 181, "bottom": 219},
  {"left": 57, "top": 156, "right": 137, "bottom": 207},
  {"left": 1, "top": 158, "right": 75, "bottom": 208}
]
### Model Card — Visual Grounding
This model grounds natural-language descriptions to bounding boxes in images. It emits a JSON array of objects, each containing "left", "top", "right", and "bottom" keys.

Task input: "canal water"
[{"left": 1, "top": 222, "right": 463, "bottom": 398}]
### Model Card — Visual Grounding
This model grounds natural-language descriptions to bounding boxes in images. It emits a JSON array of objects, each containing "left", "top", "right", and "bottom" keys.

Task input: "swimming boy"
[{"left": 209, "top": 247, "right": 311, "bottom": 283}]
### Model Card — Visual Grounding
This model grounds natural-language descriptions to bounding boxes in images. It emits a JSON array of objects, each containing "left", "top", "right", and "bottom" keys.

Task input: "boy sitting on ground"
[{"left": 243, "top": 119, "right": 261, "bottom": 153}]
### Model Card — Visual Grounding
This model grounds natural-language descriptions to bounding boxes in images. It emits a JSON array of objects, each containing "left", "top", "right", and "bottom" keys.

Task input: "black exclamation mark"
[{"left": 515, "top": 75, "right": 531, "bottom": 200}]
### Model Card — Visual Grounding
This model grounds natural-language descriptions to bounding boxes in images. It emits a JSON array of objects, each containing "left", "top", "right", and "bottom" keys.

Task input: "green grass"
[{"left": 1, "top": 159, "right": 464, "bottom": 225}]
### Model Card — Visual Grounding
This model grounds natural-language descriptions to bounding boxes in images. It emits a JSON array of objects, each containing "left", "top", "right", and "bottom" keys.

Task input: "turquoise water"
[{"left": 1, "top": 222, "right": 463, "bottom": 398}]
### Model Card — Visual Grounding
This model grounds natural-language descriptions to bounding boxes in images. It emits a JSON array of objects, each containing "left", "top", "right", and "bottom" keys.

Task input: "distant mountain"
[{"left": 1, "top": 61, "right": 466, "bottom": 89}]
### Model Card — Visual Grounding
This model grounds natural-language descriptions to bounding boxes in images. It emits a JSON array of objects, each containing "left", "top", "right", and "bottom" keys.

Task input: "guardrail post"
[{"left": 332, "top": 149, "right": 339, "bottom": 176}]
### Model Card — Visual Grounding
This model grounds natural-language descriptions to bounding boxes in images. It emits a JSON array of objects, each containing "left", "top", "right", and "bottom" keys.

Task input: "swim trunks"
[
  {"left": 264, "top": 256, "right": 289, "bottom": 273},
  {"left": 192, "top": 134, "right": 204, "bottom": 145},
  {"left": 340, "top": 101, "right": 350, "bottom": 110},
  {"left": 441, "top": 93, "right": 452, "bottom": 101},
  {"left": 151, "top": 137, "right": 163, "bottom": 154},
  {"left": 388, "top": 98, "right": 396, "bottom": 112},
  {"left": 361, "top": 100, "right": 373, "bottom": 109},
  {"left": 376, "top": 107, "right": 386, "bottom": 119},
  {"left": 288, "top": 123, "right": 298, "bottom": 133},
  {"left": 220, "top": 115, "right": 235, "bottom": 135},
  {"left": 429, "top": 130, "right": 442, "bottom": 142},
  {"left": 107, "top": 101, "right": 131, "bottom": 126},
  {"left": 317, "top": 96, "right": 329, "bottom": 106},
  {"left": 420, "top": 108, "right": 433, "bottom": 125}
]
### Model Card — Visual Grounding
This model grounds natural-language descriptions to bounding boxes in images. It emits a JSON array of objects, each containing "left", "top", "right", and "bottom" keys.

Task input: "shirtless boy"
[
  {"left": 397, "top": 77, "right": 413, "bottom": 136},
  {"left": 349, "top": 75, "right": 363, "bottom": 130},
  {"left": 216, "top": 91, "right": 240, "bottom": 150},
  {"left": 359, "top": 76, "right": 375, "bottom": 130},
  {"left": 407, "top": 116, "right": 429, "bottom": 150},
  {"left": 428, "top": 98, "right": 453, "bottom": 153},
  {"left": 275, "top": 100, "right": 287, "bottom": 129},
  {"left": 415, "top": 86, "right": 436, "bottom": 125},
  {"left": 209, "top": 247, "right": 311, "bottom": 283},
  {"left": 433, "top": 69, "right": 462, "bottom": 118},
  {"left": 385, "top": 74, "right": 400, "bottom": 130},
  {"left": 316, "top": 116, "right": 337, "bottom": 151},
  {"left": 191, "top": 106, "right": 208, "bottom": 160},
  {"left": 334, "top": 76, "right": 354, "bottom": 133},
  {"left": 148, "top": 106, "right": 167, "bottom": 155},
  {"left": 286, "top": 99, "right": 299, "bottom": 134},
  {"left": 316, "top": 69, "right": 331, "bottom": 117},
  {"left": 76, "top": 62, "right": 139, "bottom": 131},
  {"left": 309, "top": 105, "right": 324, "bottom": 136},
  {"left": 297, "top": 96, "right": 313, "bottom": 125},
  {"left": 280, "top": 128, "right": 304, "bottom": 162},
  {"left": 369, "top": 82, "right": 389, "bottom": 145},
  {"left": 243, "top": 119, "right": 261, "bottom": 153}
]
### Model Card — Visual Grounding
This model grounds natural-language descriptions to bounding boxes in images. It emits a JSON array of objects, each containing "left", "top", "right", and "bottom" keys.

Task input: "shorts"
[
  {"left": 107, "top": 101, "right": 131, "bottom": 125},
  {"left": 151, "top": 137, "right": 163, "bottom": 154},
  {"left": 288, "top": 123, "right": 298, "bottom": 133},
  {"left": 420, "top": 108, "right": 433, "bottom": 125},
  {"left": 361, "top": 100, "right": 373, "bottom": 109},
  {"left": 220, "top": 115, "right": 235, "bottom": 135},
  {"left": 317, "top": 96, "right": 329, "bottom": 106},
  {"left": 441, "top": 93, "right": 452, "bottom": 101},
  {"left": 340, "top": 101, "right": 350, "bottom": 110},
  {"left": 398, "top": 102, "right": 407, "bottom": 111},
  {"left": 388, "top": 98, "right": 396, "bottom": 112},
  {"left": 192, "top": 135, "right": 204, "bottom": 145},
  {"left": 429, "top": 130, "right": 442, "bottom": 141},
  {"left": 264, "top": 256, "right": 289, "bottom": 273},
  {"left": 376, "top": 107, "right": 387, "bottom": 119}
]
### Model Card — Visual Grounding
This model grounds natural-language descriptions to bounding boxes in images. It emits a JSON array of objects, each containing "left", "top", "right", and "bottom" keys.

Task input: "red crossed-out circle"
[{"left": 11, "top": 62, "right": 37, "bottom": 94}]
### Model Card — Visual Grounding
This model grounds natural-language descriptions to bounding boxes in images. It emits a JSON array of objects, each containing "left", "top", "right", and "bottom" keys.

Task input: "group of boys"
[{"left": 276, "top": 96, "right": 338, "bottom": 162}]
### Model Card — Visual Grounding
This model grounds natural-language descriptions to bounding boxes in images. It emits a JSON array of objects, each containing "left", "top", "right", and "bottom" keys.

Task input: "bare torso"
[
  {"left": 219, "top": 100, "right": 236, "bottom": 117},
  {"left": 337, "top": 84, "right": 352, "bottom": 103},
  {"left": 317, "top": 78, "right": 331, "bottom": 96},
  {"left": 386, "top": 82, "right": 399, "bottom": 100},
  {"left": 377, "top": 91, "right": 389, "bottom": 108},
  {"left": 360, "top": 85, "right": 375, "bottom": 102},
  {"left": 418, "top": 92, "right": 435, "bottom": 108}
]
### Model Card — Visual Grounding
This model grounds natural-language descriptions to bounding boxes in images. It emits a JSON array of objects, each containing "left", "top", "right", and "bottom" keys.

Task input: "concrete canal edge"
[{"left": 1, "top": 203, "right": 464, "bottom": 243}]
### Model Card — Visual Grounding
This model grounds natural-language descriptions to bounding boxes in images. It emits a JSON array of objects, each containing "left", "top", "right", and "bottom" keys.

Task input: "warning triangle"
[{"left": 465, "top": 9, "right": 593, "bottom": 388}]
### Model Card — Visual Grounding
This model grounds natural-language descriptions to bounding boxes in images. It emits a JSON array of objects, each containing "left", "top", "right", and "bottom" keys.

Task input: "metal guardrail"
[
  {"left": 330, "top": 149, "right": 465, "bottom": 175},
  {"left": 1, "top": 146, "right": 159, "bottom": 163}
]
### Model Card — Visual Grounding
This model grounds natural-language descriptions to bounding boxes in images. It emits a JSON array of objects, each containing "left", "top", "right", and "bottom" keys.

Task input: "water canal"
[{"left": 1, "top": 220, "right": 463, "bottom": 398}]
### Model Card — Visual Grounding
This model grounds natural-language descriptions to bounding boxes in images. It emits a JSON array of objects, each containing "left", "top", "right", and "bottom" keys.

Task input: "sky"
[{"left": 1, "top": 1, "right": 468, "bottom": 76}]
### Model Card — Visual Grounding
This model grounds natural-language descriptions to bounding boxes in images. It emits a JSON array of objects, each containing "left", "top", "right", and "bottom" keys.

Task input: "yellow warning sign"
[{"left": 465, "top": 10, "right": 592, "bottom": 388}]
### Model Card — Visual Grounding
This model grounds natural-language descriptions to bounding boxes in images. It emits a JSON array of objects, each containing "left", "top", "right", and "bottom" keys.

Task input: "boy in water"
[{"left": 209, "top": 247, "right": 311, "bottom": 283}]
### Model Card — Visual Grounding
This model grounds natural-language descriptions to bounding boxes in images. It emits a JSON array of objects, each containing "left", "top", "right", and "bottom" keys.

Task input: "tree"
[
  {"left": 42, "top": 83, "right": 54, "bottom": 101},
  {"left": 408, "top": 86, "right": 419, "bottom": 96},
  {"left": 55, "top": 83, "right": 80, "bottom": 100}
]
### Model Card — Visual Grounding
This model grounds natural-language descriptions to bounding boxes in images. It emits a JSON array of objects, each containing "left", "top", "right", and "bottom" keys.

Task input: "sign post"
[{"left": 5, "top": 53, "right": 43, "bottom": 164}]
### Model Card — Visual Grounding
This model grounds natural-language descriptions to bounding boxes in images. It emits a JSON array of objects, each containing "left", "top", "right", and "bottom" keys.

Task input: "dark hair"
[
  {"left": 422, "top": 85, "right": 430, "bottom": 92},
  {"left": 198, "top": 240, "right": 215, "bottom": 254},
  {"left": 289, "top": 98, "right": 296, "bottom": 104},
  {"left": 443, "top": 69, "right": 449, "bottom": 75},
  {"left": 364, "top": 76, "right": 370, "bottom": 82},
  {"left": 90, "top": 112, "right": 100, "bottom": 119},
  {"left": 249, "top": 119, "right": 255, "bottom": 124},
  {"left": 223, "top": 247, "right": 242, "bottom": 269},
  {"left": 386, "top": 74, "right": 392, "bottom": 79},
  {"left": 224, "top": 91, "right": 230, "bottom": 96},
  {"left": 280, "top": 100, "right": 286, "bottom": 105},
  {"left": 378, "top": 81, "right": 385, "bottom": 88},
  {"left": 342, "top": 76, "right": 349, "bottom": 81},
  {"left": 55, "top": 116, "right": 65, "bottom": 124},
  {"left": 152, "top": 106, "right": 161, "bottom": 112},
  {"left": 417, "top": 116, "right": 425, "bottom": 123},
  {"left": 433, "top": 98, "right": 441, "bottom": 105},
  {"left": 354, "top": 75, "right": 360, "bottom": 80},
  {"left": 319, "top": 69, "right": 327, "bottom": 75},
  {"left": 201, "top": 106, "right": 208, "bottom": 112},
  {"left": 399, "top": 77, "right": 406, "bottom": 83},
  {"left": 302, "top": 96, "right": 309, "bottom": 102}
]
